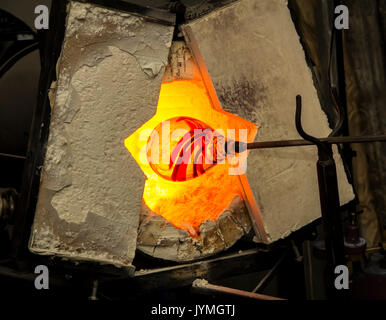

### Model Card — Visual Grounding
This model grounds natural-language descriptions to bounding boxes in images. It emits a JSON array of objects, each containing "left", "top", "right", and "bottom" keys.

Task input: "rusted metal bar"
[
  {"left": 130, "top": 249, "right": 286, "bottom": 294},
  {"left": 192, "top": 279, "right": 286, "bottom": 301}
]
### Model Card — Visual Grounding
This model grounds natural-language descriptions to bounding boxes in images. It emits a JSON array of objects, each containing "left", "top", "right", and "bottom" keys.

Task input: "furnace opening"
[{"left": 124, "top": 42, "right": 257, "bottom": 237}]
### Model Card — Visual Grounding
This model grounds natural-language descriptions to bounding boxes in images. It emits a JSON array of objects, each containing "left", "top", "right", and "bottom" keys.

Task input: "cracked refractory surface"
[
  {"left": 183, "top": 0, "right": 355, "bottom": 242},
  {"left": 29, "top": 1, "right": 174, "bottom": 267},
  {"left": 137, "top": 196, "right": 252, "bottom": 262}
]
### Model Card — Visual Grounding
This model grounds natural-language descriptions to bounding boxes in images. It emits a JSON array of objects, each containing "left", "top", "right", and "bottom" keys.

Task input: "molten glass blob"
[
  {"left": 124, "top": 73, "right": 257, "bottom": 236},
  {"left": 147, "top": 117, "right": 227, "bottom": 182}
]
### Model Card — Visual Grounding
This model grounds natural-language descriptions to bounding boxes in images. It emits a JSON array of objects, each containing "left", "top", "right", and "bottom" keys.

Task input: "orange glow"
[{"left": 124, "top": 66, "right": 257, "bottom": 237}]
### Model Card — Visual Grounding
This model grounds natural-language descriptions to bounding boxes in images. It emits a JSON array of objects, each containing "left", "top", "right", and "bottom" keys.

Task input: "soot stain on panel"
[{"left": 216, "top": 78, "right": 268, "bottom": 124}]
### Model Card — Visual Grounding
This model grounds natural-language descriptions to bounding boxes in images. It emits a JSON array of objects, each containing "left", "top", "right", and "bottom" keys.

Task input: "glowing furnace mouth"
[{"left": 123, "top": 42, "right": 257, "bottom": 236}]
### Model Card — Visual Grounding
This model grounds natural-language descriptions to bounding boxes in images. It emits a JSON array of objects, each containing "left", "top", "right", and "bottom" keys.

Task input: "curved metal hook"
[{"left": 295, "top": 95, "right": 322, "bottom": 147}]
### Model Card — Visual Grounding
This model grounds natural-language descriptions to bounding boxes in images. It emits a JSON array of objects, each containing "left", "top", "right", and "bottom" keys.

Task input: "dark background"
[{"left": 0, "top": 0, "right": 51, "bottom": 189}]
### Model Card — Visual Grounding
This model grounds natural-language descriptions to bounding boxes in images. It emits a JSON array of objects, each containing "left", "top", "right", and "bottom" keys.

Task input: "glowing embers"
[{"left": 124, "top": 73, "right": 257, "bottom": 236}]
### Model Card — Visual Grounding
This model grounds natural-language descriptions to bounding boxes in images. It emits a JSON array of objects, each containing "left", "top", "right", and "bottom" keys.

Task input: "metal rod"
[
  {"left": 192, "top": 279, "right": 286, "bottom": 301},
  {"left": 134, "top": 248, "right": 260, "bottom": 277},
  {"left": 89, "top": 280, "right": 99, "bottom": 301},
  {"left": 246, "top": 134, "right": 386, "bottom": 150},
  {"left": 252, "top": 253, "right": 286, "bottom": 293},
  {"left": 303, "top": 240, "right": 315, "bottom": 300},
  {"left": 0, "top": 152, "right": 26, "bottom": 160}
]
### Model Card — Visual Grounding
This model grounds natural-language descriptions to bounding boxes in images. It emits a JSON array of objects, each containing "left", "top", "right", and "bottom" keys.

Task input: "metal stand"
[
  {"left": 295, "top": 95, "right": 345, "bottom": 298},
  {"left": 242, "top": 94, "right": 386, "bottom": 298}
]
